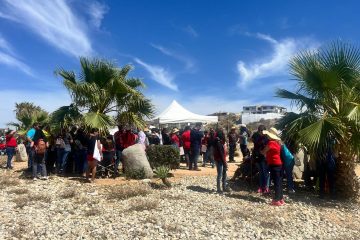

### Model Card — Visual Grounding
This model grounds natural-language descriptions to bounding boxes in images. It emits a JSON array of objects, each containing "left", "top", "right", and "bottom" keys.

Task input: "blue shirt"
[{"left": 26, "top": 128, "right": 36, "bottom": 140}]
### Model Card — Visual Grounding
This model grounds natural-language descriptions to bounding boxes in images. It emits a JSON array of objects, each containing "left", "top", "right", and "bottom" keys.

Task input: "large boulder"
[
  {"left": 122, "top": 144, "right": 153, "bottom": 179},
  {"left": 15, "top": 143, "right": 28, "bottom": 162}
]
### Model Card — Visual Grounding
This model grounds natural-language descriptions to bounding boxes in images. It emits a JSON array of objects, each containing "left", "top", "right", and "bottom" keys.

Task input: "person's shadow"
[{"left": 186, "top": 185, "right": 266, "bottom": 203}]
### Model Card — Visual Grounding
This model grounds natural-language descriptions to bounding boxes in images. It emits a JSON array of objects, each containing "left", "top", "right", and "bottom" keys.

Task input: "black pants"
[
  {"left": 229, "top": 143, "right": 236, "bottom": 161},
  {"left": 318, "top": 161, "right": 336, "bottom": 197},
  {"left": 269, "top": 165, "right": 283, "bottom": 201},
  {"left": 240, "top": 144, "right": 249, "bottom": 157}
]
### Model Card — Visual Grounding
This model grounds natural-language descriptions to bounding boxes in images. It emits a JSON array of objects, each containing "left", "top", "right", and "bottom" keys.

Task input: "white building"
[
  {"left": 241, "top": 105, "right": 286, "bottom": 124},
  {"left": 242, "top": 105, "right": 286, "bottom": 114}
]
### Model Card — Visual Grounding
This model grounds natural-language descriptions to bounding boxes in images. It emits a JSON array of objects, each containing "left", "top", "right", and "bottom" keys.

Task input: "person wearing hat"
[
  {"left": 228, "top": 126, "right": 239, "bottom": 163},
  {"left": 262, "top": 128, "right": 284, "bottom": 206},
  {"left": 170, "top": 128, "right": 180, "bottom": 148}
]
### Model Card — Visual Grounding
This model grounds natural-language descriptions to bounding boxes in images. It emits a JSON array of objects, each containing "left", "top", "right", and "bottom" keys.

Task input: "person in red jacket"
[
  {"left": 181, "top": 126, "right": 191, "bottom": 167},
  {"left": 122, "top": 128, "right": 136, "bottom": 149},
  {"left": 262, "top": 128, "right": 284, "bottom": 206},
  {"left": 5, "top": 130, "right": 17, "bottom": 169},
  {"left": 170, "top": 128, "right": 180, "bottom": 148}
]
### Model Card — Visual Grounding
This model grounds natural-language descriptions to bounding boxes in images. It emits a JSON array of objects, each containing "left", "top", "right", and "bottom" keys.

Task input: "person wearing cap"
[
  {"left": 251, "top": 125, "right": 270, "bottom": 194},
  {"left": 170, "top": 128, "right": 180, "bottom": 148},
  {"left": 5, "top": 130, "right": 17, "bottom": 169},
  {"left": 262, "top": 128, "right": 284, "bottom": 206},
  {"left": 228, "top": 126, "right": 239, "bottom": 163}
]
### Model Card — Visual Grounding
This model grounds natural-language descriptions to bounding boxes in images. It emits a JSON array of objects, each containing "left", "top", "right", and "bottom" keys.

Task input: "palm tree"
[
  {"left": 8, "top": 102, "right": 49, "bottom": 132},
  {"left": 276, "top": 41, "right": 360, "bottom": 199},
  {"left": 56, "top": 57, "right": 154, "bottom": 133},
  {"left": 49, "top": 104, "right": 83, "bottom": 131}
]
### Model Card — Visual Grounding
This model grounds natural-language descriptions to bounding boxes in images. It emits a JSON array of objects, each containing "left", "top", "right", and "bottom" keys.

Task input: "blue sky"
[{"left": 1, "top": 0, "right": 359, "bottom": 127}]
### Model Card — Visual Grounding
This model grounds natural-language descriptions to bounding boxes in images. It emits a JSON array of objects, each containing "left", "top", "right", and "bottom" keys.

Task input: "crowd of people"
[{"left": 2, "top": 121, "right": 337, "bottom": 206}]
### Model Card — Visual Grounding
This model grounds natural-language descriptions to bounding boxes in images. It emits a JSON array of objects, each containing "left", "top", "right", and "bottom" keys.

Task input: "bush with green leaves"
[
  {"left": 146, "top": 145, "right": 180, "bottom": 169},
  {"left": 125, "top": 168, "right": 146, "bottom": 180}
]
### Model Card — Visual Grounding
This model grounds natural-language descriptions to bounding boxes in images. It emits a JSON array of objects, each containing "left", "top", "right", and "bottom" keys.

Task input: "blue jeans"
[
  {"left": 215, "top": 161, "right": 227, "bottom": 191},
  {"left": 61, "top": 150, "right": 71, "bottom": 171},
  {"left": 6, "top": 147, "right": 15, "bottom": 168},
  {"left": 284, "top": 161, "right": 295, "bottom": 190},
  {"left": 189, "top": 148, "right": 200, "bottom": 170},
  {"left": 33, "top": 153, "right": 47, "bottom": 178},
  {"left": 75, "top": 149, "right": 87, "bottom": 174},
  {"left": 256, "top": 159, "right": 270, "bottom": 190}
]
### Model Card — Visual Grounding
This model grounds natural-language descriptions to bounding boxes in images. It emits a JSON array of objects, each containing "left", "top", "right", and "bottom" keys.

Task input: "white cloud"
[
  {"left": 0, "top": 89, "right": 71, "bottom": 128},
  {"left": 151, "top": 44, "right": 195, "bottom": 71},
  {"left": 0, "top": 0, "right": 93, "bottom": 57},
  {"left": 237, "top": 33, "right": 319, "bottom": 87},
  {"left": 0, "top": 36, "right": 33, "bottom": 76},
  {"left": 134, "top": 58, "right": 178, "bottom": 91},
  {"left": 183, "top": 25, "right": 198, "bottom": 38},
  {"left": 88, "top": 1, "right": 108, "bottom": 29}
]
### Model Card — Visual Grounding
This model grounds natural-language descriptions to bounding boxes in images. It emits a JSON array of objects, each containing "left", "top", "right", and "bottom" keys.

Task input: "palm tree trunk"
[{"left": 335, "top": 151, "right": 360, "bottom": 199}]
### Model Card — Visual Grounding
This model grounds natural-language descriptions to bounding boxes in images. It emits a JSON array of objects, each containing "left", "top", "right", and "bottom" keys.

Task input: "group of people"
[
  {"left": 2, "top": 121, "right": 336, "bottom": 206},
  {"left": 3, "top": 123, "right": 141, "bottom": 183}
]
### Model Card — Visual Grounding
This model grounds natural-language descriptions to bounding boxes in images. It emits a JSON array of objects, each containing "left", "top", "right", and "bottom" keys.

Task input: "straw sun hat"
[{"left": 263, "top": 127, "right": 281, "bottom": 141}]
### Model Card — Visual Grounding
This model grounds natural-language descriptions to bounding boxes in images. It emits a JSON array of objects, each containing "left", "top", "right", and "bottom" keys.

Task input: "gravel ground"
[{"left": 0, "top": 168, "right": 359, "bottom": 240}]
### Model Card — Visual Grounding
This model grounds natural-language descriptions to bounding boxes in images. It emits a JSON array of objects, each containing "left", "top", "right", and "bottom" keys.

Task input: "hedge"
[{"left": 146, "top": 145, "right": 180, "bottom": 169}]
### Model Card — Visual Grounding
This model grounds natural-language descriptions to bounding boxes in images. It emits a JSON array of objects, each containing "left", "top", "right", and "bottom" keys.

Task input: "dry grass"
[
  {"left": 13, "top": 194, "right": 51, "bottom": 208},
  {"left": 106, "top": 183, "right": 152, "bottom": 201},
  {"left": 0, "top": 175, "right": 20, "bottom": 189},
  {"left": 0, "top": 155, "right": 6, "bottom": 166},
  {"left": 59, "top": 189, "right": 77, "bottom": 199},
  {"left": 7, "top": 188, "right": 29, "bottom": 195},
  {"left": 128, "top": 198, "right": 159, "bottom": 212}
]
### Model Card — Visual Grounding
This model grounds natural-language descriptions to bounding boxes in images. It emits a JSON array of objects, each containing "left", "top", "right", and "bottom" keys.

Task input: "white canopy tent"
[{"left": 152, "top": 100, "right": 218, "bottom": 124}]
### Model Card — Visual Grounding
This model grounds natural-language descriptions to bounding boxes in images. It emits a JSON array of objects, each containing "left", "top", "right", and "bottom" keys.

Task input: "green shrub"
[
  {"left": 125, "top": 168, "right": 146, "bottom": 180},
  {"left": 146, "top": 145, "right": 180, "bottom": 169}
]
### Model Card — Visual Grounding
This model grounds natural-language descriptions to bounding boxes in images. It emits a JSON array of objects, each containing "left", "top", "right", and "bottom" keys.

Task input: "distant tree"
[{"left": 8, "top": 102, "right": 48, "bottom": 132}]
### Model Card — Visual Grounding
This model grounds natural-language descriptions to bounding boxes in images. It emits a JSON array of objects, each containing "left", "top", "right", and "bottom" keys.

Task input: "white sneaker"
[
  {"left": 33, "top": 177, "right": 37, "bottom": 181},
  {"left": 40, "top": 176, "right": 48, "bottom": 180}
]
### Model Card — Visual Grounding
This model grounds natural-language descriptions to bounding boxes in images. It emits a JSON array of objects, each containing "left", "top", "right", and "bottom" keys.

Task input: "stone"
[{"left": 122, "top": 144, "right": 153, "bottom": 178}]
